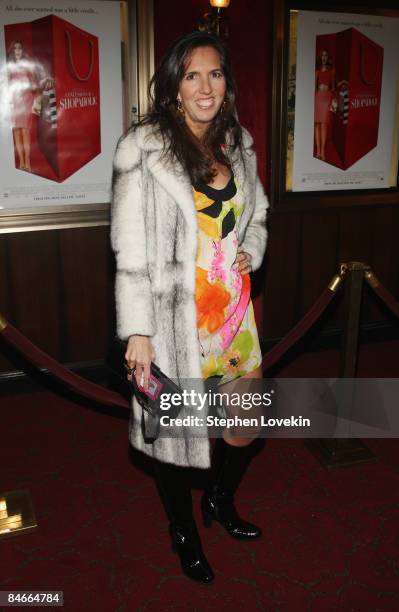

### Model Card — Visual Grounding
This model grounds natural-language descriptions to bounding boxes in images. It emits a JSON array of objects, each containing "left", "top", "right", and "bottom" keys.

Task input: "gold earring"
[{"left": 176, "top": 99, "right": 185, "bottom": 115}]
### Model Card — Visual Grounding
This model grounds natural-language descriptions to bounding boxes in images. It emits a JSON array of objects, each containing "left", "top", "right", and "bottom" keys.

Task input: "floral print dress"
[{"left": 193, "top": 173, "right": 262, "bottom": 385}]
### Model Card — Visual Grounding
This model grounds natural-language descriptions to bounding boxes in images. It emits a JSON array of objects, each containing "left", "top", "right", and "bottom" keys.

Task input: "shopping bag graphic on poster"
[
  {"left": 314, "top": 28, "right": 383, "bottom": 170},
  {"left": 5, "top": 15, "right": 100, "bottom": 182}
]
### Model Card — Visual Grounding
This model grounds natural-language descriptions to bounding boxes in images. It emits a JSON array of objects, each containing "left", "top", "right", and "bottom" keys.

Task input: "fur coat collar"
[{"left": 117, "top": 123, "right": 257, "bottom": 249}]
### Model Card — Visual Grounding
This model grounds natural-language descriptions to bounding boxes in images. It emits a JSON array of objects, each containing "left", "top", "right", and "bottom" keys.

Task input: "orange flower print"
[{"left": 196, "top": 267, "right": 231, "bottom": 333}]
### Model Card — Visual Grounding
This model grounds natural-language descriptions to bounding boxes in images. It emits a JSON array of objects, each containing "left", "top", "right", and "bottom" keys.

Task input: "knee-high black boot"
[
  {"left": 201, "top": 438, "right": 262, "bottom": 539},
  {"left": 153, "top": 459, "right": 214, "bottom": 583}
]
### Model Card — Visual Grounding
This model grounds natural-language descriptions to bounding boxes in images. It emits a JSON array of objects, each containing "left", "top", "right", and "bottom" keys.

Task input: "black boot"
[
  {"left": 153, "top": 459, "right": 214, "bottom": 584},
  {"left": 201, "top": 438, "right": 262, "bottom": 539}
]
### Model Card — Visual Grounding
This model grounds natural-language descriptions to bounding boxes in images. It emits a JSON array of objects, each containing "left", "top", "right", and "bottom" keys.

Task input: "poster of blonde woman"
[
  {"left": 291, "top": 10, "right": 399, "bottom": 192},
  {"left": 0, "top": 0, "right": 123, "bottom": 209}
]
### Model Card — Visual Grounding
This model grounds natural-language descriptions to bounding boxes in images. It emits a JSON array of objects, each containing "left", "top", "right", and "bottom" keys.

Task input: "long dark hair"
[
  {"left": 7, "top": 40, "right": 29, "bottom": 61},
  {"left": 138, "top": 31, "right": 242, "bottom": 184},
  {"left": 316, "top": 49, "right": 333, "bottom": 70}
]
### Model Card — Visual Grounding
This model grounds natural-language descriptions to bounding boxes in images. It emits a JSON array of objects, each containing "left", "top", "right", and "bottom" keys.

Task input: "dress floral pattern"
[{"left": 193, "top": 174, "right": 262, "bottom": 384}]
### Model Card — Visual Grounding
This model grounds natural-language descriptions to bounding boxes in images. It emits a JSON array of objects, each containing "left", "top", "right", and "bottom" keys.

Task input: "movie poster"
[
  {"left": 292, "top": 11, "right": 399, "bottom": 191},
  {"left": 0, "top": 0, "right": 122, "bottom": 208}
]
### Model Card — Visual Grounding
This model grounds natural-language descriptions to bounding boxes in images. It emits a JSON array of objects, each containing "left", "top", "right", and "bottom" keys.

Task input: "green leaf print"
[{"left": 231, "top": 330, "right": 254, "bottom": 365}]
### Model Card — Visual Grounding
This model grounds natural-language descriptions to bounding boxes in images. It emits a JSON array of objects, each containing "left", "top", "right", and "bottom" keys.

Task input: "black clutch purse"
[{"left": 105, "top": 337, "right": 184, "bottom": 443}]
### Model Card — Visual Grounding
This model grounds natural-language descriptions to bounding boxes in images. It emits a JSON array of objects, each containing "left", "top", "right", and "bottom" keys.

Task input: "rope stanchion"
[
  {"left": 261, "top": 271, "right": 345, "bottom": 372},
  {"left": 4, "top": 263, "right": 393, "bottom": 410},
  {"left": 1, "top": 261, "right": 395, "bottom": 477},
  {"left": 0, "top": 314, "right": 7, "bottom": 333},
  {"left": 364, "top": 271, "right": 399, "bottom": 320},
  {"left": 0, "top": 316, "right": 129, "bottom": 410},
  {"left": 0, "top": 270, "right": 347, "bottom": 408}
]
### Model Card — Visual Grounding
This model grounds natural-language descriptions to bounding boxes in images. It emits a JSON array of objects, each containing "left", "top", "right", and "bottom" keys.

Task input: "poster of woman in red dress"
[
  {"left": 292, "top": 10, "right": 399, "bottom": 192},
  {"left": 7, "top": 39, "right": 37, "bottom": 172},
  {"left": 6, "top": 39, "right": 53, "bottom": 174},
  {"left": 314, "top": 49, "right": 336, "bottom": 161},
  {"left": 0, "top": 1, "right": 123, "bottom": 210}
]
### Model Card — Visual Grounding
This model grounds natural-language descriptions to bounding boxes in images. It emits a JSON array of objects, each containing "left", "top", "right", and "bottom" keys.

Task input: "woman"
[
  {"left": 314, "top": 49, "right": 336, "bottom": 161},
  {"left": 111, "top": 31, "right": 268, "bottom": 584},
  {"left": 6, "top": 40, "right": 53, "bottom": 172},
  {"left": 6, "top": 40, "right": 37, "bottom": 172}
]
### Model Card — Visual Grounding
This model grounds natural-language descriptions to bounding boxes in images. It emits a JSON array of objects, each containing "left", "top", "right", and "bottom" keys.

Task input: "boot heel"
[
  {"left": 169, "top": 523, "right": 215, "bottom": 583},
  {"left": 202, "top": 510, "right": 213, "bottom": 528},
  {"left": 205, "top": 439, "right": 263, "bottom": 539}
]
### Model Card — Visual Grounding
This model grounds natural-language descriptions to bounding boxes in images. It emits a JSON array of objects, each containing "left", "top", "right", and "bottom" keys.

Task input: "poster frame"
[
  {"left": 270, "top": 0, "right": 399, "bottom": 211},
  {"left": 0, "top": 0, "right": 153, "bottom": 233}
]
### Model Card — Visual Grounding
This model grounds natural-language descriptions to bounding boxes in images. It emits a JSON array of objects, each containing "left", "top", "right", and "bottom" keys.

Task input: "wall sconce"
[
  {"left": 210, "top": 0, "right": 231, "bottom": 7},
  {"left": 198, "top": 0, "right": 231, "bottom": 38}
]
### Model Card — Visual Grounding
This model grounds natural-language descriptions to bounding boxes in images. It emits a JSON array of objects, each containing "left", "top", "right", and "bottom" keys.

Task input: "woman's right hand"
[{"left": 125, "top": 335, "right": 155, "bottom": 392}]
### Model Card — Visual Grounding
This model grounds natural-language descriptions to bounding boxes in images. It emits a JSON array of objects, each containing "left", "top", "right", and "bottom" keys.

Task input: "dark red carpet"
[{"left": 1, "top": 342, "right": 399, "bottom": 611}]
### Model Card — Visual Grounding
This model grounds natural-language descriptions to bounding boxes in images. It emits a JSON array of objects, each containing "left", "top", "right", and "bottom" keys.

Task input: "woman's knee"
[{"left": 223, "top": 431, "right": 258, "bottom": 447}]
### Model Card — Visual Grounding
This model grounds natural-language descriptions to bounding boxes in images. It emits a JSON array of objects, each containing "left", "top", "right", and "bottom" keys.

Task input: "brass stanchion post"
[
  {"left": 0, "top": 316, "right": 39, "bottom": 540},
  {"left": 341, "top": 262, "right": 365, "bottom": 377},
  {"left": 0, "top": 490, "right": 37, "bottom": 540},
  {"left": 305, "top": 262, "right": 376, "bottom": 468}
]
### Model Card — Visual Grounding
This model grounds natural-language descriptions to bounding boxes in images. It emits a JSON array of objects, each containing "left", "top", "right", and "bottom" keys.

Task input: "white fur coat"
[{"left": 110, "top": 123, "right": 269, "bottom": 468}]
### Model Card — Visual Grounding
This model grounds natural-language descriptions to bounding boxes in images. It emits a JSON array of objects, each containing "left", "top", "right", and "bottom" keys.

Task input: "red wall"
[{"left": 153, "top": 0, "right": 274, "bottom": 331}]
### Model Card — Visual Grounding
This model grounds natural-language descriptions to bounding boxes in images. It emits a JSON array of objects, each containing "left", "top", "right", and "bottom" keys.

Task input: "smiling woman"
[
  {"left": 177, "top": 46, "right": 226, "bottom": 139},
  {"left": 110, "top": 30, "right": 269, "bottom": 584}
]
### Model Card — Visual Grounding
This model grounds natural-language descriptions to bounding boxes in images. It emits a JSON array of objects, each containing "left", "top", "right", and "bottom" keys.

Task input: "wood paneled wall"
[
  {"left": 263, "top": 206, "right": 399, "bottom": 340},
  {"left": 0, "top": 0, "right": 398, "bottom": 375},
  {"left": 0, "top": 227, "right": 114, "bottom": 371}
]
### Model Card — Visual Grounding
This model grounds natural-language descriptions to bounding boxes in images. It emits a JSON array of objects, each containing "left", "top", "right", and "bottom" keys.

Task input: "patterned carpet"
[{"left": 1, "top": 343, "right": 399, "bottom": 611}]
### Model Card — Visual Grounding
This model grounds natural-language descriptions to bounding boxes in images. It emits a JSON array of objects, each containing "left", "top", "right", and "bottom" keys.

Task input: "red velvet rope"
[
  {"left": 262, "top": 286, "right": 338, "bottom": 372},
  {"left": 0, "top": 275, "right": 342, "bottom": 408},
  {"left": 3, "top": 268, "right": 396, "bottom": 408},
  {"left": 0, "top": 320, "right": 129, "bottom": 410},
  {"left": 365, "top": 273, "right": 399, "bottom": 320}
]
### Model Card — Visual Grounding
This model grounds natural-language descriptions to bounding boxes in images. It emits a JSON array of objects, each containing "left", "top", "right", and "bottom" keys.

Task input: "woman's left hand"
[{"left": 235, "top": 247, "right": 252, "bottom": 274}]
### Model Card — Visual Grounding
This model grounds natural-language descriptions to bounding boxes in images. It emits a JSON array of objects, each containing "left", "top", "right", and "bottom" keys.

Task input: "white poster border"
[
  {"left": 291, "top": 9, "right": 399, "bottom": 193},
  {"left": 0, "top": 0, "right": 152, "bottom": 233}
]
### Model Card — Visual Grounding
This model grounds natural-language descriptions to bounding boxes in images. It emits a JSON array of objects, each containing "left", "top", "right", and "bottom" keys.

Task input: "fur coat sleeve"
[
  {"left": 110, "top": 131, "right": 156, "bottom": 340},
  {"left": 236, "top": 128, "right": 269, "bottom": 272},
  {"left": 240, "top": 174, "right": 269, "bottom": 271}
]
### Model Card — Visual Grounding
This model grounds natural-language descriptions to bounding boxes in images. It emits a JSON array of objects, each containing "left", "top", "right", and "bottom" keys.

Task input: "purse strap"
[
  {"left": 126, "top": 366, "right": 161, "bottom": 443},
  {"left": 141, "top": 409, "right": 160, "bottom": 444}
]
